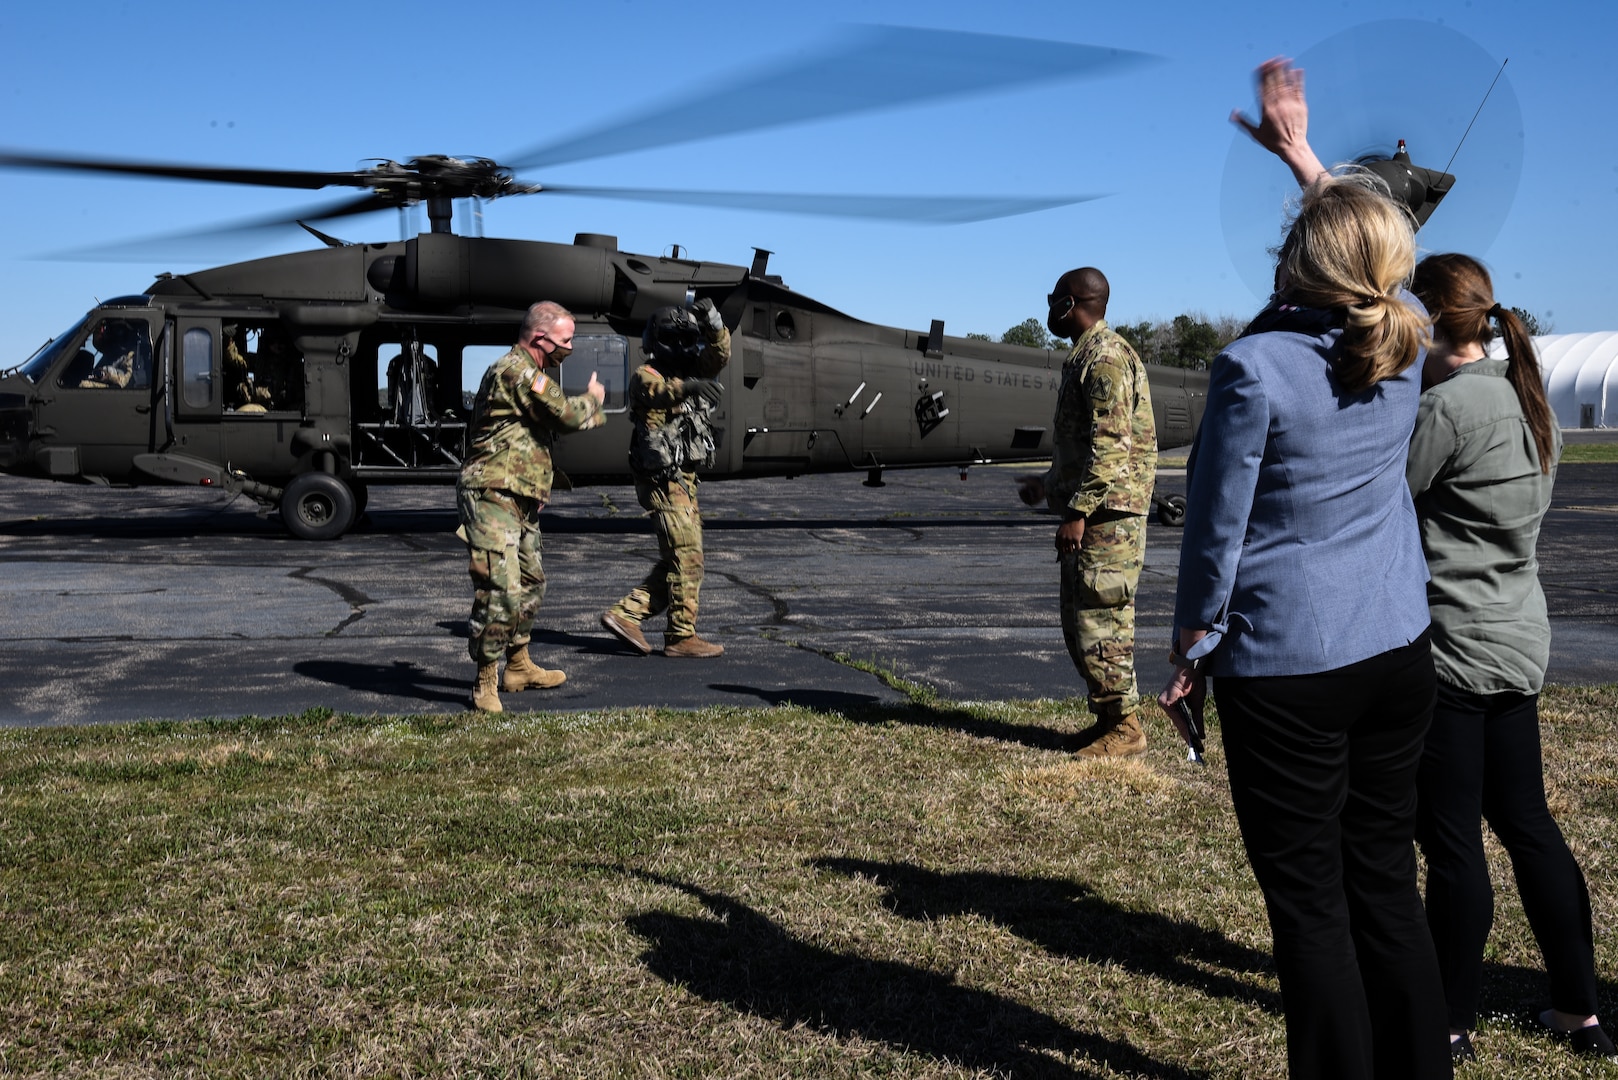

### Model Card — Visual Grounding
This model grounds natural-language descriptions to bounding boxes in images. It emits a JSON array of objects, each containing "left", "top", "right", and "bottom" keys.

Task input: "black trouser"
[
  {"left": 1414, "top": 680, "right": 1598, "bottom": 1031},
  {"left": 1216, "top": 635, "right": 1450, "bottom": 1080}
]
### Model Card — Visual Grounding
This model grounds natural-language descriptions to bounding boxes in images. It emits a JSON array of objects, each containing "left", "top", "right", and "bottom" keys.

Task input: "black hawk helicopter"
[{"left": 0, "top": 26, "right": 1462, "bottom": 540}]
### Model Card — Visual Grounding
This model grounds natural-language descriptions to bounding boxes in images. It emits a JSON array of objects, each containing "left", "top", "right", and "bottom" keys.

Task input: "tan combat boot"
[
  {"left": 472, "top": 662, "right": 503, "bottom": 712},
  {"left": 600, "top": 611, "right": 652, "bottom": 656},
  {"left": 502, "top": 645, "right": 567, "bottom": 691},
  {"left": 1072, "top": 716, "right": 1109, "bottom": 751},
  {"left": 1076, "top": 712, "right": 1147, "bottom": 760},
  {"left": 664, "top": 634, "right": 724, "bottom": 658}
]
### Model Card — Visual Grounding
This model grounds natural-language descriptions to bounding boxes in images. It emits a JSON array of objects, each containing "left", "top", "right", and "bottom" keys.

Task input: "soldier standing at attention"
[
  {"left": 600, "top": 298, "right": 730, "bottom": 658},
  {"left": 459, "top": 300, "right": 605, "bottom": 712},
  {"left": 1018, "top": 268, "right": 1157, "bottom": 758}
]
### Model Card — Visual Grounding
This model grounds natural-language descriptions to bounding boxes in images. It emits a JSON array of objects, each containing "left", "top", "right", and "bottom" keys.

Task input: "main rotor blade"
[
  {"left": 46, "top": 193, "right": 393, "bottom": 262},
  {"left": 507, "top": 25, "right": 1157, "bottom": 170},
  {"left": 0, "top": 148, "right": 369, "bottom": 190},
  {"left": 538, "top": 185, "right": 1103, "bottom": 223}
]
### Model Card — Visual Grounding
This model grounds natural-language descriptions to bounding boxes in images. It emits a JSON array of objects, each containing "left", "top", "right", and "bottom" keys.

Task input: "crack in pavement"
[{"left": 290, "top": 567, "right": 376, "bottom": 636}]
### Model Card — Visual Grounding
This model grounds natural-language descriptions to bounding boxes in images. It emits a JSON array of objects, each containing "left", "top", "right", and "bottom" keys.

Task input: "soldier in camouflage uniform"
[
  {"left": 79, "top": 319, "right": 147, "bottom": 390},
  {"left": 1018, "top": 268, "right": 1157, "bottom": 758},
  {"left": 600, "top": 298, "right": 730, "bottom": 658},
  {"left": 458, "top": 301, "right": 606, "bottom": 711}
]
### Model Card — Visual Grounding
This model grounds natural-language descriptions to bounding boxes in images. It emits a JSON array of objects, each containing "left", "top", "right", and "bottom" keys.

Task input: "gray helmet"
[{"left": 642, "top": 306, "right": 704, "bottom": 365}]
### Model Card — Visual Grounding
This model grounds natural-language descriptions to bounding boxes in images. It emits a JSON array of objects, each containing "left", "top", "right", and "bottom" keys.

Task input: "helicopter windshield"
[{"left": 14, "top": 315, "right": 91, "bottom": 384}]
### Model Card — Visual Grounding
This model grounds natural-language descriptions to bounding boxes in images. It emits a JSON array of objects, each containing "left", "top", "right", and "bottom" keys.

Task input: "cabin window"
[
  {"left": 774, "top": 311, "right": 797, "bottom": 341},
  {"left": 563, "top": 334, "right": 631, "bottom": 413},
  {"left": 375, "top": 341, "right": 440, "bottom": 424},
  {"left": 59, "top": 318, "right": 152, "bottom": 391},
  {"left": 181, "top": 327, "right": 214, "bottom": 409},
  {"left": 461, "top": 345, "right": 508, "bottom": 406}
]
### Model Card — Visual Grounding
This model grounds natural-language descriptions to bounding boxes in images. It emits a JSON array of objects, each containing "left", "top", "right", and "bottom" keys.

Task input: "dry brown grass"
[{"left": 1, "top": 687, "right": 1614, "bottom": 1078}]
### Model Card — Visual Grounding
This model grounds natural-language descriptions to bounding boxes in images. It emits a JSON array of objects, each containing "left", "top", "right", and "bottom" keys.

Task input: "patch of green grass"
[
  {"left": 1, "top": 687, "right": 1615, "bottom": 1077},
  {"left": 1559, "top": 443, "right": 1618, "bottom": 463}
]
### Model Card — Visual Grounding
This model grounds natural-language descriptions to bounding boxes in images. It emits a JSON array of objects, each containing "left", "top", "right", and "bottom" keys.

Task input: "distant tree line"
[
  {"left": 1510, "top": 306, "right": 1553, "bottom": 336},
  {"left": 970, "top": 313, "right": 1245, "bottom": 370},
  {"left": 970, "top": 306, "right": 1555, "bottom": 366}
]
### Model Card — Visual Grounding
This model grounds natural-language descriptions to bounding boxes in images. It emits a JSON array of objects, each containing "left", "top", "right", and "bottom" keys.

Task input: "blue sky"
[{"left": 2, "top": 0, "right": 1613, "bottom": 385}]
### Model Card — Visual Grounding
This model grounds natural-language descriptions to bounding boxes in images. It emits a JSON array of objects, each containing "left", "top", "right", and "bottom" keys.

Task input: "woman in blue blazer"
[{"left": 1160, "top": 162, "right": 1448, "bottom": 1077}]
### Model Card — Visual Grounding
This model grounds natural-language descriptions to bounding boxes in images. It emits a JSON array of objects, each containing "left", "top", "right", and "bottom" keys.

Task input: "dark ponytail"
[
  {"left": 1411, "top": 254, "right": 1557, "bottom": 474},
  {"left": 1493, "top": 304, "right": 1557, "bottom": 474}
]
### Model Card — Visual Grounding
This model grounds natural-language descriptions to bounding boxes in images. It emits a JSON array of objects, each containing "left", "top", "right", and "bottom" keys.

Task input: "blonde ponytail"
[{"left": 1277, "top": 175, "right": 1428, "bottom": 392}]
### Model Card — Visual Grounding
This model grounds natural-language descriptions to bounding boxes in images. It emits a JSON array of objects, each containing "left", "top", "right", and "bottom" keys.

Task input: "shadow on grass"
[
  {"left": 625, "top": 870, "right": 1204, "bottom": 1080},
  {"left": 813, "top": 858, "right": 1279, "bottom": 1014},
  {"left": 788, "top": 644, "right": 1085, "bottom": 750},
  {"left": 1478, "top": 958, "right": 1618, "bottom": 1030},
  {"left": 843, "top": 699, "right": 1082, "bottom": 752},
  {"left": 709, "top": 683, "right": 893, "bottom": 712}
]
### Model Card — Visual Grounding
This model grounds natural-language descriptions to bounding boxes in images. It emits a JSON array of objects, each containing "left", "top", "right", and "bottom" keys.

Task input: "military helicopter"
[
  {"left": 0, "top": 27, "right": 1214, "bottom": 540},
  {"left": 0, "top": 25, "right": 1475, "bottom": 541}
]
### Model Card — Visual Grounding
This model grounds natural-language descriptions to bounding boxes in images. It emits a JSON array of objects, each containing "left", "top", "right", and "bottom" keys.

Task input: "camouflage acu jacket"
[
  {"left": 1043, "top": 319, "right": 1157, "bottom": 518},
  {"left": 459, "top": 345, "right": 604, "bottom": 502},
  {"left": 627, "top": 325, "right": 731, "bottom": 433}
]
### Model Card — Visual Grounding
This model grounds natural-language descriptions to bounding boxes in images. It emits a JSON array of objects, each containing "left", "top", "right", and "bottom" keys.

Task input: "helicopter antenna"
[{"left": 1441, "top": 57, "right": 1509, "bottom": 179}]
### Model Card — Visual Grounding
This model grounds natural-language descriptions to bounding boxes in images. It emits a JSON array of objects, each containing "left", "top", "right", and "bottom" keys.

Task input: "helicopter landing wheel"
[
  {"left": 1155, "top": 493, "right": 1187, "bottom": 529},
  {"left": 280, "top": 472, "right": 357, "bottom": 541}
]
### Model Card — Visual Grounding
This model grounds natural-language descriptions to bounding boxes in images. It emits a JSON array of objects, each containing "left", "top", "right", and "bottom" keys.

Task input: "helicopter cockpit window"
[
  {"left": 223, "top": 321, "right": 304, "bottom": 413},
  {"left": 16, "top": 315, "right": 90, "bottom": 384},
  {"left": 562, "top": 334, "right": 630, "bottom": 413},
  {"left": 774, "top": 311, "right": 796, "bottom": 341},
  {"left": 59, "top": 318, "right": 152, "bottom": 391}
]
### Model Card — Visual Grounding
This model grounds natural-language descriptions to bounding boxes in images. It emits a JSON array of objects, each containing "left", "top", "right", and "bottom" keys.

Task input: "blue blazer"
[{"left": 1175, "top": 321, "right": 1430, "bottom": 677}]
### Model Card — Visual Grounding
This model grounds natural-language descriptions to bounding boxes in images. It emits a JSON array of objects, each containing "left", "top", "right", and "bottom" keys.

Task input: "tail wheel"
[
  {"left": 280, "top": 472, "right": 356, "bottom": 541},
  {"left": 1155, "top": 493, "right": 1187, "bottom": 528}
]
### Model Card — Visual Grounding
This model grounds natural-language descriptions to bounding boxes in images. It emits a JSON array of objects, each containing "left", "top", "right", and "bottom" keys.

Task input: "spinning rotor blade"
[
  {"left": 48, "top": 193, "right": 393, "bottom": 262},
  {"left": 507, "top": 25, "right": 1157, "bottom": 170},
  {"left": 0, "top": 149, "right": 367, "bottom": 191},
  {"left": 1220, "top": 20, "right": 1523, "bottom": 303},
  {"left": 536, "top": 185, "right": 1103, "bottom": 223}
]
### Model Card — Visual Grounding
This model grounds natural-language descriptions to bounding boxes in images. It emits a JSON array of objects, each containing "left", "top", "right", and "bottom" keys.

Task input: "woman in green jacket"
[{"left": 1406, "top": 253, "right": 1612, "bottom": 1063}]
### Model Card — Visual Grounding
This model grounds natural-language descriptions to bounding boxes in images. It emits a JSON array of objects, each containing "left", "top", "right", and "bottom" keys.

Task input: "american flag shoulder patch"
[{"left": 531, "top": 371, "right": 552, "bottom": 395}]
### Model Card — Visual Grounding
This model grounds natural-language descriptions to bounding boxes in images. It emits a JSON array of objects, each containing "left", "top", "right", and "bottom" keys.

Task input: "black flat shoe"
[
  {"left": 1539, "top": 1013, "right": 1618, "bottom": 1060},
  {"left": 1451, "top": 1032, "right": 1476, "bottom": 1063},
  {"left": 1566, "top": 1024, "right": 1617, "bottom": 1059}
]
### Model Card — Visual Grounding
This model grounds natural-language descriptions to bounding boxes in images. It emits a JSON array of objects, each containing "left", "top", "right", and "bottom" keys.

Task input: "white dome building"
[{"left": 1489, "top": 332, "right": 1618, "bottom": 429}]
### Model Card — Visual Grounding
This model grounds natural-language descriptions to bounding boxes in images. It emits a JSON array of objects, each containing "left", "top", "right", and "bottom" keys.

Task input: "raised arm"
[{"left": 1231, "top": 57, "right": 1328, "bottom": 189}]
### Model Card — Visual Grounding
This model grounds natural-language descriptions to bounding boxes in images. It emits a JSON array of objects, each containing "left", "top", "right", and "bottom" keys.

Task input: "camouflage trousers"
[
  {"left": 458, "top": 485, "right": 546, "bottom": 665},
  {"left": 1059, "top": 513, "right": 1146, "bottom": 722},
  {"left": 610, "top": 474, "right": 705, "bottom": 638}
]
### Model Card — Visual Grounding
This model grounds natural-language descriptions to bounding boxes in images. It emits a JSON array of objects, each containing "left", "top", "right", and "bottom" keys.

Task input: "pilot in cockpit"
[{"left": 78, "top": 319, "right": 150, "bottom": 390}]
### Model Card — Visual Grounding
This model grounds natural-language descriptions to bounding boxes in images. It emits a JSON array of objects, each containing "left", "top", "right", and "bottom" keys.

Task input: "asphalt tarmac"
[{"left": 0, "top": 459, "right": 1613, "bottom": 726}]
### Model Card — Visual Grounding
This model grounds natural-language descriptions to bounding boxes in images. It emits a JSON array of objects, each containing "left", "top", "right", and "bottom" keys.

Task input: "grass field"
[
  {"left": 1559, "top": 443, "right": 1618, "bottom": 464},
  {"left": 3, "top": 683, "right": 1615, "bottom": 1078}
]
